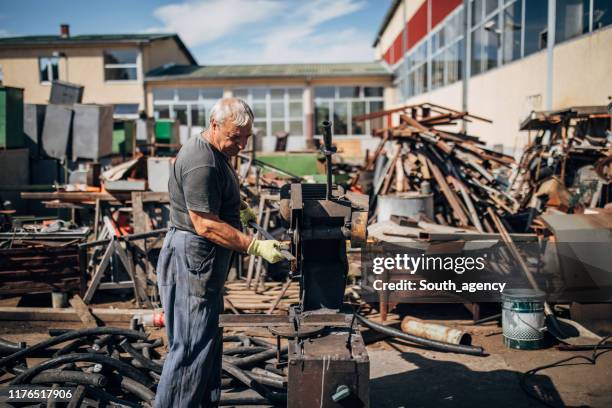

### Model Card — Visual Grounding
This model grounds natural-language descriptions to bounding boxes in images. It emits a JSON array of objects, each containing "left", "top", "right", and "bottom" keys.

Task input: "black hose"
[
  {"left": 223, "top": 346, "right": 269, "bottom": 356},
  {"left": 0, "top": 327, "right": 148, "bottom": 369},
  {"left": 119, "top": 339, "right": 163, "bottom": 374},
  {"left": 220, "top": 390, "right": 274, "bottom": 406},
  {"left": 222, "top": 361, "right": 287, "bottom": 403},
  {"left": 29, "top": 370, "right": 107, "bottom": 388},
  {"left": 246, "top": 371, "right": 286, "bottom": 390},
  {"left": 227, "top": 346, "right": 288, "bottom": 368},
  {"left": 85, "top": 385, "right": 141, "bottom": 408},
  {"left": 108, "top": 373, "right": 156, "bottom": 405},
  {"left": 0, "top": 337, "right": 24, "bottom": 350},
  {"left": 130, "top": 339, "right": 162, "bottom": 350},
  {"left": 356, "top": 314, "right": 485, "bottom": 356},
  {"left": 10, "top": 353, "right": 153, "bottom": 387}
]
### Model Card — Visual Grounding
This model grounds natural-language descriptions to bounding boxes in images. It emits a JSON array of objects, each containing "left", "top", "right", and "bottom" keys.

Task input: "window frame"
[
  {"left": 38, "top": 56, "right": 60, "bottom": 84},
  {"left": 313, "top": 86, "right": 385, "bottom": 137},
  {"left": 103, "top": 49, "right": 139, "bottom": 83}
]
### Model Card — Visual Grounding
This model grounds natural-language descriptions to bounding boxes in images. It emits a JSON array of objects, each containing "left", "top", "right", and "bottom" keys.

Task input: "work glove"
[
  {"left": 247, "top": 239, "right": 285, "bottom": 264},
  {"left": 239, "top": 201, "right": 257, "bottom": 228}
]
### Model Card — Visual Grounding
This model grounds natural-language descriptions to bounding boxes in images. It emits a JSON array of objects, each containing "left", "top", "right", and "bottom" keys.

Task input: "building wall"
[
  {"left": 145, "top": 75, "right": 392, "bottom": 155},
  {"left": 394, "top": 27, "right": 612, "bottom": 155},
  {"left": 0, "top": 45, "right": 144, "bottom": 106},
  {"left": 0, "top": 39, "right": 191, "bottom": 111},
  {"left": 553, "top": 27, "right": 612, "bottom": 109}
]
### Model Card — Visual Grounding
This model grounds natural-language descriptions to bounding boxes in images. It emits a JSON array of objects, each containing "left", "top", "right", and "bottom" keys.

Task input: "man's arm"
[{"left": 188, "top": 209, "right": 252, "bottom": 253}]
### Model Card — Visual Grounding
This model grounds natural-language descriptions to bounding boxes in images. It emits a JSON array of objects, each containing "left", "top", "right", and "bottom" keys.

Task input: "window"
[
  {"left": 153, "top": 88, "right": 175, "bottom": 100},
  {"left": 113, "top": 104, "right": 139, "bottom": 117},
  {"left": 314, "top": 86, "right": 384, "bottom": 136},
  {"left": 104, "top": 49, "right": 138, "bottom": 81},
  {"left": 593, "top": 0, "right": 612, "bottom": 30},
  {"left": 432, "top": 52, "right": 445, "bottom": 90},
  {"left": 39, "top": 57, "right": 59, "bottom": 82},
  {"left": 555, "top": 0, "right": 590, "bottom": 43},
  {"left": 152, "top": 87, "right": 224, "bottom": 131},
  {"left": 502, "top": 0, "right": 522, "bottom": 63},
  {"left": 524, "top": 0, "right": 548, "bottom": 56},
  {"left": 446, "top": 39, "right": 464, "bottom": 84},
  {"left": 232, "top": 88, "right": 304, "bottom": 137}
]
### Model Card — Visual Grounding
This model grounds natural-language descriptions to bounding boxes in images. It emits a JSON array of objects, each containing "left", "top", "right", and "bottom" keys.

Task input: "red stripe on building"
[
  {"left": 431, "top": 0, "right": 462, "bottom": 28},
  {"left": 392, "top": 32, "right": 403, "bottom": 65},
  {"left": 407, "top": 2, "right": 428, "bottom": 49}
]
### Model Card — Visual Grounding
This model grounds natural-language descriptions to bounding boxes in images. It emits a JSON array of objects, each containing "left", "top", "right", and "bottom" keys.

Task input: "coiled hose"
[
  {"left": 0, "top": 327, "right": 148, "bottom": 369},
  {"left": 10, "top": 353, "right": 153, "bottom": 387},
  {"left": 356, "top": 314, "right": 485, "bottom": 356}
]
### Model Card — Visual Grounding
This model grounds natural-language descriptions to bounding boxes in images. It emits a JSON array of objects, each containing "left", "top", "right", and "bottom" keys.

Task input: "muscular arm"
[{"left": 188, "top": 209, "right": 253, "bottom": 253}]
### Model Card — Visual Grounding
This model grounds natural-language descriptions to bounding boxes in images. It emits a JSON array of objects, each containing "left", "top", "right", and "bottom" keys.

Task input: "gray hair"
[{"left": 209, "top": 97, "right": 254, "bottom": 127}]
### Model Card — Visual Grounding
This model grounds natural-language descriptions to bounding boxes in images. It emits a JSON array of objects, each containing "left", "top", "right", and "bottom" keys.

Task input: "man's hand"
[
  {"left": 239, "top": 201, "right": 257, "bottom": 228},
  {"left": 247, "top": 239, "right": 285, "bottom": 263}
]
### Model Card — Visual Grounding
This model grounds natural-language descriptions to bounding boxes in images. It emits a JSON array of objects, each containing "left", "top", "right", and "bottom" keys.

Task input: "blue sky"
[{"left": 0, "top": 0, "right": 393, "bottom": 64}]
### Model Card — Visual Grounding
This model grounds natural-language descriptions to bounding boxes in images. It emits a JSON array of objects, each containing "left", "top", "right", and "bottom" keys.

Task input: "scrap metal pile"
[
  {"left": 0, "top": 328, "right": 289, "bottom": 407},
  {"left": 353, "top": 103, "right": 517, "bottom": 232},
  {"left": 509, "top": 106, "right": 612, "bottom": 226}
]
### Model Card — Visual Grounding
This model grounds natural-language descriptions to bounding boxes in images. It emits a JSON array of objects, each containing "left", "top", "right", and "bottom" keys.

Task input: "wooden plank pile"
[
  {"left": 224, "top": 280, "right": 299, "bottom": 314},
  {"left": 354, "top": 103, "right": 517, "bottom": 232}
]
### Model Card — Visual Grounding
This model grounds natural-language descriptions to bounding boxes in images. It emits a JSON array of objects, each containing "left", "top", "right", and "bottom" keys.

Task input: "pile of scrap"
[
  {"left": 354, "top": 103, "right": 516, "bottom": 232},
  {"left": 0, "top": 220, "right": 88, "bottom": 297},
  {"left": 510, "top": 106, "right": 612, "bottom": 223}
]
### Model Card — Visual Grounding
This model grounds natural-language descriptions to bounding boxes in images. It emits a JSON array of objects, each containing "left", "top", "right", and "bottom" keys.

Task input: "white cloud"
[
  {"left": 150, "top": 0, "right": 283, "bottom": 46},
  {"left": 147, "top": 0, "right": 375, "bottom": 64}
]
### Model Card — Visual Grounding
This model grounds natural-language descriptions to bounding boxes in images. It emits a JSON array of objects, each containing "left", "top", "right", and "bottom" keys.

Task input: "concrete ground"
[
  {"left": 0, "top": 306, "right": 610, "bottom": 408},
  {"left": 368, "top": 308, "right": 612, "bottom": 408}
]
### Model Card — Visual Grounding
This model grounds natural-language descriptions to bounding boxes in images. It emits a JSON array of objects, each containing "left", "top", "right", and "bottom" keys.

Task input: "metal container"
[
  {"left": 0, "top": 86, "right": 24, "bottom": 149},
  {"left": 72, "top": 104, "right": 114, "bottom": 161},
  {"left": 136, "top": 118, "right": 154, "bottom": 142},
  {"left": 112, "top": 120, "right": 135, "bottom": 155},
  {"left": 0, "top": 148, "right": 30, "bottom": 214},
  {"left": 377, "top": 192, "right": 434, "bottom": 221},
  {"left": 49, "top": 80, "right": 83, "bottom": 104},
  {"left": 147, "top": 157, "right": 172, "bottom": 192},
  {"left": 42, "top": 104, "right": 73, "bottom": 160},
  {"left": 154, "top": 119, "right": 179, "bottom": 144},
  {"left": 502, "top": 289, "right": 546, "bottom": 350},
  {"left": 24, "top": 104, "right": 46, "bottom": 158}
]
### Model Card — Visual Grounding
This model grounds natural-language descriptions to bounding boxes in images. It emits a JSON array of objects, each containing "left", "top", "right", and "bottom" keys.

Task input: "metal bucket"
[
  {"left": 502, "top": 289, "right": 546, "bottom": 350},
  {"left": 377, "top": 192, "right": 434, "bottom": 221}
]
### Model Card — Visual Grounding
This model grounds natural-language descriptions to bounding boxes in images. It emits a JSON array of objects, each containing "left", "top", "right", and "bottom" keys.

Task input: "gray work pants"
[{"left": 154, "top": 228, "right": 225, "bottom": 408}]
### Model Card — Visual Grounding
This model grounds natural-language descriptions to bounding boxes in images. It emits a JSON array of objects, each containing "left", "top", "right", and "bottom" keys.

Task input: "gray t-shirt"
[
  {"left": 169, "top": 134, "right": 241, "bottom": 232},
  {"left": 168, "top": 135, "right": 241, "bottom": 287}
]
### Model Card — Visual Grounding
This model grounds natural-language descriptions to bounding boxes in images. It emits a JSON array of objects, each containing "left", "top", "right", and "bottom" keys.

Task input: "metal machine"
[{"left": 221, "top": 121, "right": 370, "bottom": 407}]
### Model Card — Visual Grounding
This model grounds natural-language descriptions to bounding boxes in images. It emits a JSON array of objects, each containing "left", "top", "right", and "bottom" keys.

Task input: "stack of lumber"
[
  {"left": 355, "top": 103, "right": 517, "bottom": 232},
  {"left": 224, "top": 280, "right": 299, "bottom": 314}
]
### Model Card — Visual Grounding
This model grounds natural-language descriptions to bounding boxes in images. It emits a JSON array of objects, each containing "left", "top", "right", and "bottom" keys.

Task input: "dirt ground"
[{"left": 0, "top": 304, "right": 610, "bottom": 408}]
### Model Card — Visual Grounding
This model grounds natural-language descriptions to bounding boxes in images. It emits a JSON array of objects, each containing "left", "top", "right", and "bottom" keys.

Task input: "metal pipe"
[
  {"left": 321, "top": 120, "right": 334, "bottom": 200},
  {"left": 401, "top": 318, "right": 471, "bottom": 345},
  {"left": 356, "top": 314, "right": 484, "bottom": 356}
]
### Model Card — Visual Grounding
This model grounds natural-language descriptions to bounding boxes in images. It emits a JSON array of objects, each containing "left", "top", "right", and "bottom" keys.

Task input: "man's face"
[{"left": 211, "top": 118, "right": 252, "bottom": 156}]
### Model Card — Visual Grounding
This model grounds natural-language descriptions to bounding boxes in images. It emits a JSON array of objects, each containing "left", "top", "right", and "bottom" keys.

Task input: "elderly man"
[{"left": 155, "top": 98, "right": 284, "bottom": 407}]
